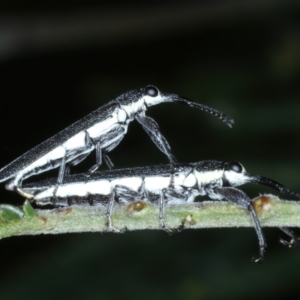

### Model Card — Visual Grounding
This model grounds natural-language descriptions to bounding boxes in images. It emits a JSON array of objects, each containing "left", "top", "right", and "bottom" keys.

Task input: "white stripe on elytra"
[
  {"left": 10, "top": 109, "right": 130, "bottom": 190},
  {"left": 32, "top": 172, "right": 203, "bottom": 202}
]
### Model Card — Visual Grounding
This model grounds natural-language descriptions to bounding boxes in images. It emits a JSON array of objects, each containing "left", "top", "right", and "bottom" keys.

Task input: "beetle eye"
[
  {"left": 145, "top": 86, "right": 159, "bottom": 97},
  {"left": 228, "top": 162, "right": 243, "bottom": 173}
]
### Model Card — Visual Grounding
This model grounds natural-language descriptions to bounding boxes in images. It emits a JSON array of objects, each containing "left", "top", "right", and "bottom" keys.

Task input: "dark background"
[{"left": 1, "top": 1, "right": 300, "bottom": 299}]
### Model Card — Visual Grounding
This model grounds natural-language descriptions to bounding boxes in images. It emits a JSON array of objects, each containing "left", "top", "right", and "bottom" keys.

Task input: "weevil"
[
  {"left": 0, "top": 86, "right": 233, "bottom": 198},
  {"left": 22, "top": 160, "right": 300, "bottom": 262}
]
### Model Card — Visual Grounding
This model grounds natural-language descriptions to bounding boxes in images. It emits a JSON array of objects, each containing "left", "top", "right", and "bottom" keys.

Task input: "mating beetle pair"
[
  {"left": 0, "top": 85, "right": 298, "bottom": 262},
  {"left": 0, "top": 85, "right": 233, "bottom": 197}
]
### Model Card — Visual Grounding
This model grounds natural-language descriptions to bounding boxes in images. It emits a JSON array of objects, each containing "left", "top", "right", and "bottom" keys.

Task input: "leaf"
[{"left": 0, "top": 204, "right": 24, "bottom": 223}]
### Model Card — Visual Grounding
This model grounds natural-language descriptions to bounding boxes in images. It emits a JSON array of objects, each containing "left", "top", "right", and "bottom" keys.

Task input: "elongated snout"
[
  {"left": 161, "top": 93, "right": 234, "bottom": 128},
  {"left": 247, "top": 174, "right": 300, "bottom": 199},
  {"left": 247, "top": 175, "right": 286, "bottom": 192}
]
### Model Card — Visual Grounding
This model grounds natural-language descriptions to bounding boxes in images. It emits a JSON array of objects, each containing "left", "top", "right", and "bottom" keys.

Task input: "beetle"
[
  {"left": 22, "top": 159, "right": 300, "bottom": 262},
  {"left": 0, "top": 86, "right": 233, "bottom": 198}
]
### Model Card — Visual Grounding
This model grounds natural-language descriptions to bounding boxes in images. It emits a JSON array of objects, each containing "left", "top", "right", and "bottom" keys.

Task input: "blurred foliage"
[{"left": 0, "top": 1, "right": 300, "bottom": 299}]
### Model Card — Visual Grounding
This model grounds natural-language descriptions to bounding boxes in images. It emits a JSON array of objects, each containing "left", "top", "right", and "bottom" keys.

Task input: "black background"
[{"left": 1, "top": 1, "right": 300, "bottom": 299}]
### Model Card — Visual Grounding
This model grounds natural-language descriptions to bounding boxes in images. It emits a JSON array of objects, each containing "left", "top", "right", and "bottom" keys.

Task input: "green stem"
[{"left": 0, "top": 194, "right": 300, "bottom": 240}]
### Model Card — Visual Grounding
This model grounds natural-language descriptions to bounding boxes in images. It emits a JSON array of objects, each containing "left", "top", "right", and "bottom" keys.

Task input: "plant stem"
[{"left": 0, "top": 194, "right": 300, "bottom": 240}]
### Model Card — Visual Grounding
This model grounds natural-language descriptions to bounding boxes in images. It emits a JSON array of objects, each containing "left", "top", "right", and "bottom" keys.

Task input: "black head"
[
  {"left": 142, "top": 85, "right": 234, "bottom": 127},
  {"left": 223, "top": 161, "right": 300, "bottom": 199},
  {"left": 222, "top": 161, "right": 249, "bottom": 187},
  {"left": 145, "top": 85, "right": 159, "bottom": 97}
]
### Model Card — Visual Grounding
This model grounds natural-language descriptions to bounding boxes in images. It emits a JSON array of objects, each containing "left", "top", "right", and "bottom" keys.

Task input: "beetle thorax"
[
  {"left": 119, "top": 98, "right": 147, "bottom": 117},
  {"left": 194, "top": 169, "right": 224, "bottom": 189}
]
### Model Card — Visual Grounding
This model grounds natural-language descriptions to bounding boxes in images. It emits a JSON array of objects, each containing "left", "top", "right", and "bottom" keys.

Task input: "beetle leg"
[
  {"left": 53, "top": 156, "right": 68, "bottom": 196},
  {"left": 106, "top": 185, "right": 143, "bottom": 232},
  {"left": 106, "top": 189, "right": 121, "bottom": 233},
  {"left": 158, "top": 190, "right": 173, "bottom": 233},
  {"left": 84, "top": 130, "right": 103, "bottom": 174},
  {"left": 212, "top": 186, "right": 266, "bottom": 263},
  {"left": 57, "top": 156, "right": 67, "bottom": 184},
  {"left": 164, "top": 187, "right": 192, "bottom": 232},
  {"left": 103, "top": 153, "right": 114, "bottom": 169},
  {"left": 135, "top": 114, "right": 177, "bottom": 164},
  {"left": 86, "top": 133, "right": 114, "bottom": 173},
  {"left": 279, "top": 227, "right": 300, "bottom": 248},
  {"left": 114, "top": 184, "right": 143, "bottom": 203},
  {"left": 136, "top": 114, "right": 176, "bottom": 188},
  {"left": 88, "top": 141, "right": 103, "bottom": 173},
  {"left": 169, "top": 163, "right": 175, "bottom": 188},
  {"left": 16, "top": 187, "right": 34, "bottom": 199},
  {"left": 64, "top": 166, "right": 70, "bottom": 176}
]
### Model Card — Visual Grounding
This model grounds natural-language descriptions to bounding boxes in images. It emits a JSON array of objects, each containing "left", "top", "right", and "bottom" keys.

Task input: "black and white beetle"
[
  {"left": 0, "top": 86, "right": 233, "bottom": 198},
  {"left": 22, "top": 160, "right": 300, "bottom": 262}
]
